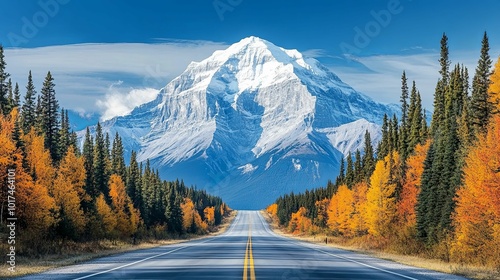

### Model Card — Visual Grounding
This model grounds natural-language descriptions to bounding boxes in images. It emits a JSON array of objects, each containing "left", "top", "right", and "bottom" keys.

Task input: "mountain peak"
[{"left": 85, "top": 36, "right": 400, "bottom": 209}]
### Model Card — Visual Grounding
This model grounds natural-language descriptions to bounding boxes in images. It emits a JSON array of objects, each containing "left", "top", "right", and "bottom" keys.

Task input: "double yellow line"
[{"left": 243, "top": 223, "right": 256, "bottom": 280}]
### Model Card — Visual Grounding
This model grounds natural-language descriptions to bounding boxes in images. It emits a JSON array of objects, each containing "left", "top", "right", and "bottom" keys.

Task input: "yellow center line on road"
[{"left": 243, "top": 220, "right": 256, "bottom": 280}]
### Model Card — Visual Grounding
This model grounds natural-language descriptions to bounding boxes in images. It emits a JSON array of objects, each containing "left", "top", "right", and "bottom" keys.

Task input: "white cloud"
[
  {"left": 327, "top": 51, "right": 479, "bottom": 110},
  {"left": 96, "top": 85, "right": 160, "bottom": 121},
  {"left": 4, "top": 41, "right": 228, "bottom": 115}
]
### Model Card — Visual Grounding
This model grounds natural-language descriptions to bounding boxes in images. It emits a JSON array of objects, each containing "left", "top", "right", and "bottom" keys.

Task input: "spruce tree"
[
  {"left": 439, "top": 33, "right": 450, "bottom": 86},
  {"left": 127, "top": 151, "right": 142, "bottom": 210},
  {"left": 93, "top": 122, "right": 109, "bottom": 199},
  {"left": 58, "top": 109, "right": 71, "bottom": 158},
  {"left": 345, "top": 151, "right": 354, "bottom": 187},
  {"left": 0, "top": 45, "right": 10, "bottom": 115},
  {"left": 5, "top": 78, "right": 13, "bottom": 113},
  {"left": 377, "top": 114, "right": 390, "bottom": 159},
  {"left": 354, "top": 149, "right": 362, "bottom": 183},
  {"left": 83, "top": 128, "right": 96, "bottom": 200},
  {"left": 408, "top": 91, "right": 424, "bottom": 152},
  {"left": 165, "top": 185, "right": 183, "bottom": 233},
  {"left": 470, "top": 32, "right": 492, "bottom": 132},
  {"left": 21, "top": 71, "right": 37, "bottom": 133},
  {"left": 362, "top": 130, "right": 375, "bottom": 180},
  {"left": 399, "top": 71, "right": 410, "bottom": 160},
  {"left": 40, "top": 71, "right": 60, "bottom": 162},
  {"left": 111, "top": 132, "right": 127, "bottom": 180},
  {"left": 13, "top": 82, "right": 20, "bottom": 109},
  {"left": 335, "top": 157, "right": 345, "bottom": 186}
]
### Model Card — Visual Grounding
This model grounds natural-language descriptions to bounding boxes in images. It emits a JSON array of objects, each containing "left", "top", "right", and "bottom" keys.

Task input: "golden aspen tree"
[
  {"left": 53, "top": 146, "right": 87, "bottom": 237},
  {"left": 327, "top": 185, "right": 354, "bottom": 236},
  {"left": 451, "top": 116, "right": 500, "bottom": 266},
  {"left": 266, "top": 203, "right": 278, "bottom": 217},
  {"left": 314, "top": 198, "right": 330, "bottom": 228},
  {"left": 366, "top": 152, "right": 401, "bottom": 237},
  {"left": 289, "top": 207, "right": 312, "bottom": 235},
  {"left": 181, "top": 198, "right": 195, "bottom": 232},
  {"left": 109, "top": 174, "right": 139, "bottom": 237},
  {"left": 489, "top": 56, "right": 500, "bottom": 114},
  {"left": 397, "top": 141, "right": 430, "bottom": 228},
  {"left": 96, "top": 193, "right": 116, "bottom": 236},
  {"left": 23, "top": 129, "right": 55, "bottom": 191},
  {"left": 1, "top": 110, "right": 55, "bottom": 235},
  {"left": 350, "top": 182, "right": 369, "bottom": 236},
  {"left": 204, "top": 206, "right": 215, "bottom": 226}
]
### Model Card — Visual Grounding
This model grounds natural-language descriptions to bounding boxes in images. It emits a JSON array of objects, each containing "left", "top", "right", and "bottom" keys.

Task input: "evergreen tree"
[
  {"left": 58, "top": 109, "right": 71, "bottom": 158},
  {"left": 127, "top": 151, "right": 142, "bottom": 211},
  {"left": 361, "top": 130, "right": 375, "bottom": 181},
  {"left": 93, "top": 122, "right": 109, "bottom": 198},
  {"left": 390, "top": 114, "right": 399, "bottom": 152},
  {"left": 345, "top": 152, "right": 354, "bottom": 188},
  {"left": 0, "top": 45, "right": 10, "bottom": 115},
  {"left": 377, "top": 114, "right": 390, "bottom": 159},
  {"left": 111, "top": 132, "right": 126, "bottom": 180},
  {"left": 439, "top": 33, "right": 451, "bottom": 86},
  {"left": 21, "top": 71, "right": 37, "bottom": 133},
  {"left": 399, "top": 71, "right": 410, "bottom": 159},
  {"left": 335, "top": 157, "right": 345, "bottom": 186},
  {"left": 5, "top": 78, "right": 13, "bottom": 113},
  {"left": 12, "top": 82, "right": 20, "bottom": 109},
  {"left": 470, "top": 32, "right": 493, "bottom": 132},
  {"left": 165, "top": 185, "right": 183, "bottom": 233},
  {"left": 40, "top": 71, "right": 60, "bottom": 162},
  {"left": 354, "top": 149, "right": 362, "bottom": 183},
  {"left": 408, "top": 87, "right": 425, "bottom": 153},
  {"left": 83, "top": 128, "right": 96, "bottom": 200}
]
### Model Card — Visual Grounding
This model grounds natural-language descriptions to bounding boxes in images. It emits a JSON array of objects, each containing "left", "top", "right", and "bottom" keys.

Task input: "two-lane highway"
[{"left": 17, "top": 211, "right": 468, "bottom": 280}]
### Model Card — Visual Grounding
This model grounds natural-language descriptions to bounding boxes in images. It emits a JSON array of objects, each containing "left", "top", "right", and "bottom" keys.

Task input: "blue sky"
[{"left": 1, "top": 0, "right": 499, "bottom": 120}]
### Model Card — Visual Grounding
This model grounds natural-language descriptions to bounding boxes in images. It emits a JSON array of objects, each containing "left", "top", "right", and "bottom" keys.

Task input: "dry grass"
[
  {"left": 261, "top": 211, "right": 500, "bottom": 280},
  {"left": 0, "top": 211, "right": 237, "bottom": 279}
]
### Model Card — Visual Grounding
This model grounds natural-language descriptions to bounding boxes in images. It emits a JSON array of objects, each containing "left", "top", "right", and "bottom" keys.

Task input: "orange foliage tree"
[
  {"left": 109, "top": 174, "right": 140, "bottom": 238},
  {"left": 266, "top": 203, "right": 278, "bottom": 217},
  {"left": 181, "top": 198, "right": 206, "bottom": 233},
  {"left": 314, "top": 198, "right": 329, "bottom": 228},
  {"left": 327, "top": 184, "right": 354, "bottom": 236},
  {"left": 451, "top": 116, "right": 500, "bottom": 267},
  {"left": 397, "top": 140, "right": 430, "bottom": 228},
  {"left": 53, "top": 146, "right": 87, "bottom": 237},
  {"left": 489, "top": 56, "right": 500, "bottom": 114},
  {"left": 288, "top": 207, "right": 313, "bottom": 235},
  {"left": 204, "top": 206, "right": 215, "bottom": 226},
  {"left": 96, "top": 193, "right": 116, "bottom": 237},
  {"left": 350, "top": 182, "right": 369, "bottom": 236},
  {"left": 366, "top": 152, "right": 401, "bottom": 237}
]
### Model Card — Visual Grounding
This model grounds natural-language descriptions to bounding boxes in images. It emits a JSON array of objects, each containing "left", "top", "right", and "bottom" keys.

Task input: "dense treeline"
[
  {"left": 0, "top": 45, "right": 230, "bottom": 255},
  {"left": 268, "top": 32, "right": 500, "bottom": 268}
]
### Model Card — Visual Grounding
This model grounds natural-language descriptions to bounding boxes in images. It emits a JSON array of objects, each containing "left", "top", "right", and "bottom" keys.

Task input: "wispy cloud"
[
  {"left": 4, "top": 41, "right": 228, "bottom": 117},
  {"left": 323, "top": 51, "right": 479, "bottom": 110},
  {"left": 96, "top": 82, "right": 159, "bottom": 121}
]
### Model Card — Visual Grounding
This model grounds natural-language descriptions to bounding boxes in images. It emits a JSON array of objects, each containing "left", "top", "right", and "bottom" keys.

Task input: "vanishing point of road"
[{"left": 17, "top": 211, "right": 468, "bottom": 280}]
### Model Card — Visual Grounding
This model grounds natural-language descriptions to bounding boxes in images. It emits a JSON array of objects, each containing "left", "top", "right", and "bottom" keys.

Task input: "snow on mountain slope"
[{"left": 81, "top": 36, "right": 399, "bottom": 209}]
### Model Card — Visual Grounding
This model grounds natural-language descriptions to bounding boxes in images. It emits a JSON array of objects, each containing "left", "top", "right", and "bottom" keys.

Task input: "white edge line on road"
[{"left": 256, "top": 212, "right": 419, "bottom": 280}]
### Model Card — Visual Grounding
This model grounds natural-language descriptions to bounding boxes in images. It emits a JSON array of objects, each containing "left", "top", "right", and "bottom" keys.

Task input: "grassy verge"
[
  {"left": 261, "top": 211, "right": 499, "bottom": 280},
  {"left": 0, "top": 211, "right": 237, "bottom": 279}
]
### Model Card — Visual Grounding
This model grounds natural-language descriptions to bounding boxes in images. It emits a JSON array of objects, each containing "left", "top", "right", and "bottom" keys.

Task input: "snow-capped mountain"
[{"left": 84, "top": 36, "right": 398, "bottom": 209}]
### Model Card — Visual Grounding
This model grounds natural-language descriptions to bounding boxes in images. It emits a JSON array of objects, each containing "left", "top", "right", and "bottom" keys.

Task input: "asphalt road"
[{"left": 18, "top": 211, "right": 469, "bottom": 280}]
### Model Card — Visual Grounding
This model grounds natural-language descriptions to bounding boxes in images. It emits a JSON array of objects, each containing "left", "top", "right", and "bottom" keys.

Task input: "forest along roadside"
[
  {"left": 261, "top": 211, "right": 499, "bottom": 280},
  {"left": 0, "top": 211, "right": 237, "bottom": 279}
]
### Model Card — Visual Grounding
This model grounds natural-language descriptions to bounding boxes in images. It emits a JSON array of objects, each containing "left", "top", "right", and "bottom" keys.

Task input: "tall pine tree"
[
  {"left": 21, "top": 70, "right": 37, "bottom": 133},
  {"left": 40, "top": 71, "right": 60, "bottom": 162},
  {"left": 0, "top": 45, "right": 10, "bottom": 115},
  {"left": 470, "top": 32, "right": 492, "bottom": 132}
]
